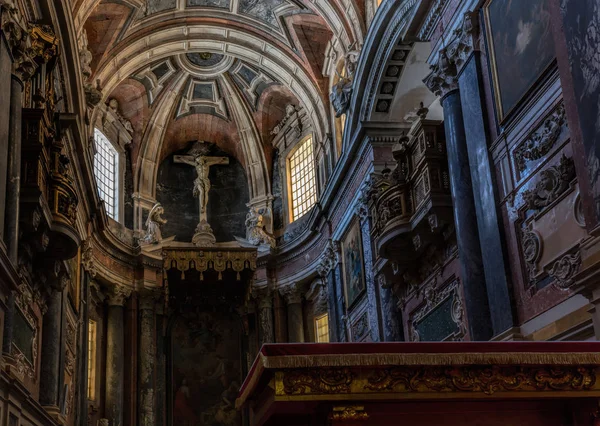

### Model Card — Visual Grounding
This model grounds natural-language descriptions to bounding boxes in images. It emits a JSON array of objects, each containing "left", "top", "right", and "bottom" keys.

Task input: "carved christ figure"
[{"left": 174, "top": 154, "right": 229, "bottom": 222}]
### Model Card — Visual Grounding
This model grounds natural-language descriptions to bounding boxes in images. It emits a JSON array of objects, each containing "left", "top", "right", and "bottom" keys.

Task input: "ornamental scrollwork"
[
  {"left": 364, "top": 365, "right": 596, "bottom": 395},
  {"left": 514, "top": 104, "right": 567, "bottom": 173},
  {"left": 548, "top": 251, "right": 581, "bottom": 290},
  {"left": 522, "top": 155, "right": 576, "bottom": 212},
  {"left": 279, "top": 368, "right": 354, "bottom": 395}
]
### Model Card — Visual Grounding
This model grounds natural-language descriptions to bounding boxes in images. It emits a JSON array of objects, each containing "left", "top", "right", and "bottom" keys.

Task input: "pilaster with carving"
[{"left": 252, "top": 286, "right": 274, "bottom": 345}]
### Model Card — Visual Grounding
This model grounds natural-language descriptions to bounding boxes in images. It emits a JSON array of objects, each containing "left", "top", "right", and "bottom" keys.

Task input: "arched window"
[
  {"left": 287, "top": 135, "right": 317, "bottom": 221},
  {"left": 93, "top": 128, "right": 120, "bottom": 220}
]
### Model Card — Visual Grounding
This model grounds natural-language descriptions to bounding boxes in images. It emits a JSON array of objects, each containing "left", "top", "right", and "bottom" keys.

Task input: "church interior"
[{"left": 1, "top": 0, "right": 600, "bottom": 424}]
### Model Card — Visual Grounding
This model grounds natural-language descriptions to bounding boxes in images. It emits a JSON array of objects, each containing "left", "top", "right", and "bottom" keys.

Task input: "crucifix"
[{"left": 174, "top": 150, "right": 229, "bottom": 224}]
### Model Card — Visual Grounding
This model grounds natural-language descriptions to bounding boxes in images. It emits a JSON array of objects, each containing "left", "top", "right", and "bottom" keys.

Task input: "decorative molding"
[
  {"left": 513, "top": 104, "right": 567, "bottom": 173},
  {"left": 418, "top": 0, "right": 448, "bottom": 40},
  {"left": 276, "top": 368, "right": 354, "bottom": 395},
  {"left": 329, "top": 405, "right": 369, "bottom": 421},
  {"left": 522, "top": 155, "right": 576, "bottom": 212},
  {"left": 162, "top": 248, "right": 257, "bottom": 280},
  {"left": 521, "top": 228, "right": 542, "bottom": 284},
  {"left": 364, "top": 365, "right": 596, "bottom": 395},
  {"left": 408, "top": 279, "right": 465, "bottom": 342},
  {"left": 350, "top": 311, "right": 369, "bottom": 342},
  {"left": 548, "top": 251, "right": 581, "bottom": 290}
]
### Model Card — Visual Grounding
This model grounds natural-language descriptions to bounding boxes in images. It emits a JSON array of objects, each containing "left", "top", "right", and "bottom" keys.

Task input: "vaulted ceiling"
[{"left": 78, "top": 0, "right": 366, "bottom": 202}]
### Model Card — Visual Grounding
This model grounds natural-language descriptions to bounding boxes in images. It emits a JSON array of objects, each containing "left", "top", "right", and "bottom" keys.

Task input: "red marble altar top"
[{"left": 238, "top": 342, "right": 600, "bottom": 404}]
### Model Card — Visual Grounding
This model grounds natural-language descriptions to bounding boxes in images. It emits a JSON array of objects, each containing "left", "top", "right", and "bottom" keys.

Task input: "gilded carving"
[
  {"left": 522, "top": 155, "right": 576, "bottom": 211},
  {"left": 330, "top": 405, "right": 369, "bottom": 421},
  {"left": 364, "top": 365, "right": 596, "bottom": 395},
  {"left": 163, "top": 249, "right": 257, "bottom": 280},
  {"left": 514, "top": 104, "right": 567, "bottom": 173},
  {"left": 279, "top": 368, "right": 354, "bottom": 395}
]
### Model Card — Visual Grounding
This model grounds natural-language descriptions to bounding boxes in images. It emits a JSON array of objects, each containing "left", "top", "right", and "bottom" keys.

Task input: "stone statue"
[
  {"left": 330, "top": 51, "right": 359, "bottom": 117},
  {"left": 245, "top": 207, "right": 275, "bottom": 248},
  {"left": 79, "top": 30, "right": 93, "bottom": 80},
  {"left": 174, "top": 142, "right": 229, "bottom": 246},
  {"left": 141, "top": 203, "right": 167, "bottom": 244}
]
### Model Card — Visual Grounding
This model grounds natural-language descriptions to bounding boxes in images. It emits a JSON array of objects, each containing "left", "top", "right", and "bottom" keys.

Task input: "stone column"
[
  {"left": 105, "top": 286, "right": 131, "bottom": 426},
  {"left": 5, "top": 74, "right": 23, "bottom": 263},
  {"left": 39, "top": 287, "right": 64, "bottom": 408},
  {"left": 138, "top": 289, "right": 159, "bottom": 426},
  {"left": 424, "top": 47, "right": 493, "bottom": 341},
  {"left": 281, "top": 284, "right": 304, "bottom": 343},
  {"left": 0, "top": 34, "right": 11, "bottom": 240},
  {"left": 318, "top": 241, "right": 340, "bottom": 342},
  {"left": 253, "top": 287, "right": 274, "bottom": 346},
  {"left": 273, "top": 291, "right": 287, "bottom": 343}
]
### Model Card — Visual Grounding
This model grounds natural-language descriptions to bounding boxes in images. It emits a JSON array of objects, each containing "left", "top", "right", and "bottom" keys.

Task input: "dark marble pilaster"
[
  {"left": 2, "top": 291, "right": 15, "bottom": 355},
  {"left": 441, "top": 90, "right": 493, "bottom": 341},
  {"left": 281, "top": 284, "right": 304, "bottom": 343},
  {"left": 255, "top": 288, "right": 274, "bottom": 346},
  {"left": 105, "top": 287, "right": 130, "bottom": 426},
  {"left": 0, "top": 38, "right": 11, "bottom": 241},
  {"left": 155, "top": 311, "right": 166, "bottom": 426},
  {"left": 273, "top": 292, "right": 287, "bottom": 343},
  {"left": 325, "top": 270, "right": 339, "bottom": 342},
  {"left": 5, "top": 75, "right": 23, "bottom": 263},
  {"left": 458, "top": 55, "right": 514, "bottom": 336},
  {"left": 39, "top": 290, "right": 63, "bottom": 407},
  {"left": 358, "top": 210, "right": 381, "bottom": 341},
  {"left": 334, "top": 262, "right": 347, "bottom": 342},
  {"left": 76, "top": 272, "right": 90, "bottom": 426},
  {"left": 138, "top": 291, "right": 159, "bottom": 426},
  {"left": 377, "top": 275, "right": 402, "bottom": 341}
]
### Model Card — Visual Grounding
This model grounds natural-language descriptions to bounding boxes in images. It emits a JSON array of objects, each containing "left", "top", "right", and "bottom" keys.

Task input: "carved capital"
[
  {"left": 280, "top": 283, "right": 303, "bottom": 305},
  {"left": 106, "top": 285, "right": 132, "bottom": 306},
  {"left": 317, "top": 240, "right": 340, "bottom": 277},
  {"left": 423, "top": 11, "right": 479, "bottom": 98},
  {"left": 252, "top": 285, "right": 272, "bottom": 310}
]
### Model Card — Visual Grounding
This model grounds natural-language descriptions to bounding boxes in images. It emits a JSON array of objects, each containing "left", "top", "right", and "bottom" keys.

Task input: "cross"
[{"left": 174, "top": 143, "right": 229, "bottom": 224}]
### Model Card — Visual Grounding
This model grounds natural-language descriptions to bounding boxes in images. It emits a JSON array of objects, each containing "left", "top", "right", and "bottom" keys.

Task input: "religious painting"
[
  {"left": 171, "top": 310, "right": 242, "bottom": 426},
  {"left": 341, "top": 218, "right": 366, "bottom": 308},
  {"left": 484, "top": 0, "right": 555, "bottom": 121}
]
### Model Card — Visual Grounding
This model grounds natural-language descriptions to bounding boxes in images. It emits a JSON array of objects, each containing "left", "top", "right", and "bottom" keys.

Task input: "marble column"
[
  {"left": 5, "top": 75, "right": 23, "bottom": 263},
  {"left": 138, "top": 290, "right": 159, "bottom": 426},
  {"left": 377, "top": 274, "right": 402, "bottom": 342},
  {"left": 425, "top": 50, "right": 493, "bottom": 340},
  {"left": 282, "top": 284, "right": 304, "bottom": 343},
  {"left": 273, "top": 291, "right": 287, "bottom": 343},
  {"left": 2, "top": 291, "right": 16, "bottom": 355},
  {"left": 254, "top": 287, "right": 274, "bottom": 346},
  {"left": 458, "top": 54, "right": 514, "bottom": 336},
  {"left": 0, "top": 37, "right": 11, "bottom": 241},
  {"left": 105, "top": 286, "right": 131, "bottom": 426},
  {"left": 441, "top": 90, "right": 492, "bottom": 340},
  {"left": 39, "top": 288, "right": 64, "bottom": 407}
]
